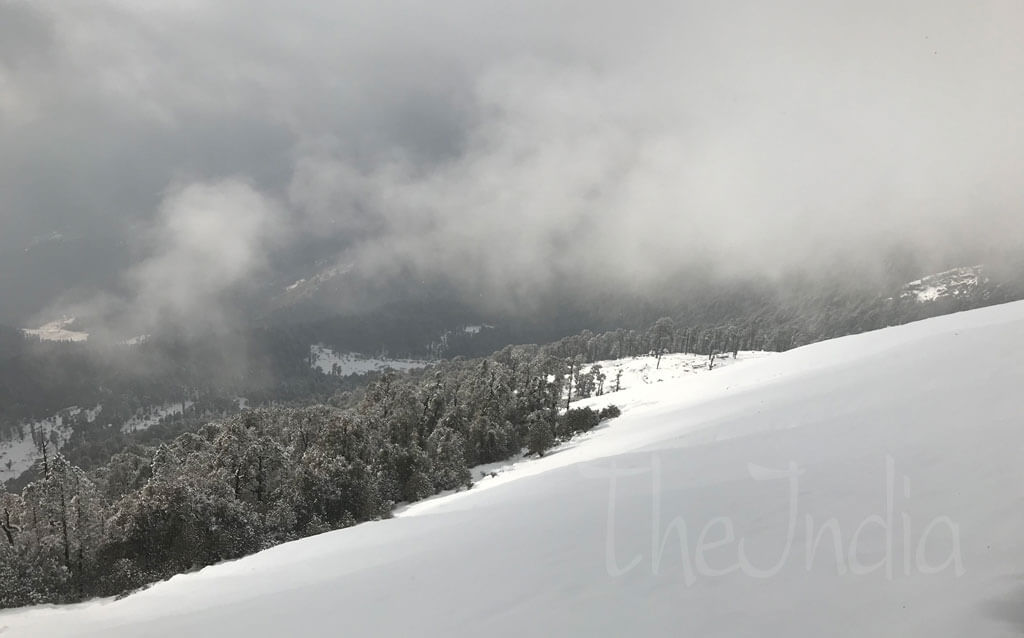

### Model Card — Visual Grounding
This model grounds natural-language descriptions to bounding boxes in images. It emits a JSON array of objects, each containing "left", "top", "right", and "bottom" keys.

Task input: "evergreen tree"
[{"left": 526, "top": 412, "right": 555, "bottom": 457}]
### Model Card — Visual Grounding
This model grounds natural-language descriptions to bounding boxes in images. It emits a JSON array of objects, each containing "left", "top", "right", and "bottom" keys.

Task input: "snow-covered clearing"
[
  {"left": 122, "top": 401, "right": 194, "bottom": 433},
  {"left": 579, "top": 350, "right": 771, "bottom": 395},
  {"left": 0, "top": 406, "right": 102, "bottom": 483},
  {"left": 22, "top": 317, "right": 89, "bottom": 342},
  {"left": 901, "top": 265, "right": 984, "bottom": 303},
  {"left": 310, "top": 345, "right": 429, "bottom": 376},
  {"left": 5, "top": 302, "right": 1024, "bottom": 636},
  {"left": 1, "top": 400, "right": 197, "bottom": 482}
]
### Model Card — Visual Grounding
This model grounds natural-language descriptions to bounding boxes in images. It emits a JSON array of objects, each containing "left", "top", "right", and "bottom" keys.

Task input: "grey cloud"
[
  {"left": 49, "top": 179, "right": 285, "bottom": 338},
  {"left": 0, "top": 2, "right": 53, "bottom": 71},
  {"left": 2, "top": 0, "right": 1023, "bottom": 325},
  {"left": 125, "top": 179, "right": 285, "bottom": 332}
]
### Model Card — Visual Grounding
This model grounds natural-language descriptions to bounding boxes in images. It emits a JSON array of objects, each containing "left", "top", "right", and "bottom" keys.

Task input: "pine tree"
[
  {"left": 526, "top": 412, "right": 554, "bottom": 457},
  {"left": 426, "top": 427, "right": 471, "bottom": 490}
]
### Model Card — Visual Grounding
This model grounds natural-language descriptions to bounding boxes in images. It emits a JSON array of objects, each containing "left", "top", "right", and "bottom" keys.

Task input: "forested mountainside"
[
  {"left": 2, "top": 264, "right": 1019, "bottom": 488},
  {"left": 0, "top": 340, "right": 627, "bottom": 607},
  {"left": 0, "top": 263, "right": 1019, "bottom": 607},
  {"left": 5, "top": 300, "right": 1024, "bottom": 634}
]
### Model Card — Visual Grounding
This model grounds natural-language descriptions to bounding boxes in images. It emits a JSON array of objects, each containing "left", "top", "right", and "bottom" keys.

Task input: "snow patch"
[
  {"left": 0, "top": 405, "right": 102, "bottom": 483},
  {"left": 22, "top": 317, "right": 89, "bottom": 343},
  {"left": 310, "top": 345, "right": 429, "bottom": 376},
  {"left": 122, "top": 402, "right": 194, "bottom": 433},
  {"left": 901, "top": 265, "right": 984, "bottom": 303},
  {"left": 575, "top": 351, "right": 772, "bottom": 397},
  {"left": 281, "top": 263, "right": 353, "bottom": 298}
]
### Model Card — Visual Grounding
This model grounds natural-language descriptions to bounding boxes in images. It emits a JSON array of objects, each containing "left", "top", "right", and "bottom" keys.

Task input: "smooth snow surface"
[{"left": 6, "top": 303, "right": 1024, "bottom": 637}]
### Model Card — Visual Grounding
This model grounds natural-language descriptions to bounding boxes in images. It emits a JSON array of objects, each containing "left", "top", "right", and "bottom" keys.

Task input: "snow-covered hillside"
[
  {"left": 0, "top": 406, "right": 101, "bottom": 483},
  {"left": 577, "top": 351, "right": 771, "bottom": 396},
  {"left": 121, "top": 401, "right": 194, "bottom": 433},
  {"left": 900, "top": 265, "right": 985, "bottom": 303},
  {"left": 6, "top": 302, "right": 1024, "bottom": 637},
  {"left": 1, "top": 401, "right": 194, "bottom": 482},
  {"left": 310, "top": 345, "right": 429, "bottom": 376}
]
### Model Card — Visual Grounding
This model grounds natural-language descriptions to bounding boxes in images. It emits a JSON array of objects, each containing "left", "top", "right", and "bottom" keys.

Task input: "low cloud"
[
  {"left": 4, "top": 0, "right": 1024, "bottom": 325},
  {"left": 126, "top": 179, "right": 285, "bottom": 332},
  {"left": 46, "top": 179, "right": 284, "bottom": 337}
]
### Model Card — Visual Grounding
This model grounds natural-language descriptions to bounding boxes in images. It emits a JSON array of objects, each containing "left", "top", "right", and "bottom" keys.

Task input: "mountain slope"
[{"left": 4, "top": 302, "right": 1024, "bottom": 637}]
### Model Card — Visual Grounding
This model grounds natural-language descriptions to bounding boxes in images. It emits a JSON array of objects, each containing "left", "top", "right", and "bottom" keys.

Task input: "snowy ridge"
[{"left": 5, "top": 302, "right": 1024, "bottom": 636}]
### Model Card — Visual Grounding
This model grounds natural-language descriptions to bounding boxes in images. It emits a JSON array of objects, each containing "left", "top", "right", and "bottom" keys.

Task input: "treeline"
[
  {"left": 0, "top": 299, "right": 505, "bottom": 444},
  {"left": 2, "top": 267, "right": 1017, "bottom": 606},
  {"left": 3, "top": 263, "right": 1013, "bottom": 444},
  {"left": 4, "top": 271, "right": 1011, "bottom": 483},
  {"left": 0, "top": 345, "right": 620, "bottom": 608},
  {"left": 547, "top": 275, "right": 1008, "bottom": 363}
]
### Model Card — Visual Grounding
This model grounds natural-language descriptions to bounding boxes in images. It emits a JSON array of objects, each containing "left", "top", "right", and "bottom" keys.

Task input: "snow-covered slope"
[
  {"left": 121, "top": 401, "right": 194, "bottom": 433},
  {"left": 6, "top": 302, "right": 1024, "bottom": 637},
  {"left": 578, "top": 350, "right": 771, "bottom": 395},
  {"left": 0, "top": 406, "right": 102, "bottom": 483},
  {"left": 900, "top": 265, "right": 985, "bottom": 303}
]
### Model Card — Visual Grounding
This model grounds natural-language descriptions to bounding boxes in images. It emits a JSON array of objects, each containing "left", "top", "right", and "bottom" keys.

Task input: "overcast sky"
[{"left": 1, "top": 0, "right": 1022, "bottom": 328}]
